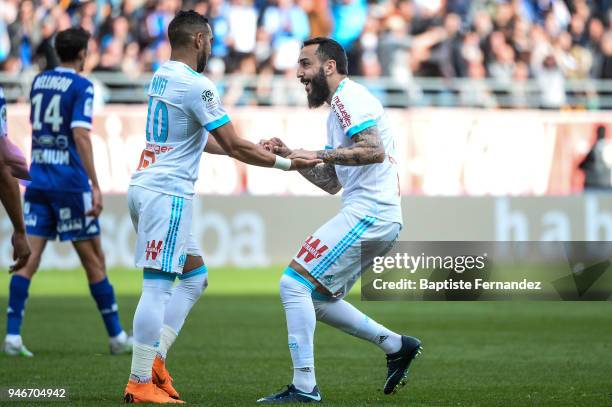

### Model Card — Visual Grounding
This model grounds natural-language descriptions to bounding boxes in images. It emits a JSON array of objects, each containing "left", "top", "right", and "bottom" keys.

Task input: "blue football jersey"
[
  {"left": 0, "top": 86, "right": 7, "bottom": 138},
  {"left": 28, "top": 67, "right": 94, "bottom": 192}
]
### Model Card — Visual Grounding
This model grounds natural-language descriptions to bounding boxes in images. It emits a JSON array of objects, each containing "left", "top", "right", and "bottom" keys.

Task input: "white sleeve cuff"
[{"left": 70, "top": 120, "right": 92, "bottom": 130}]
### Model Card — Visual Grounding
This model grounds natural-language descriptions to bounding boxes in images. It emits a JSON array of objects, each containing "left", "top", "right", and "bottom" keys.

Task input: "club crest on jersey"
[
  {"left": 297, "top": 236, "right": 328, "bottom": 263},
  {"left": 145, "top": 240, "right": 164, "bottom": 261}
]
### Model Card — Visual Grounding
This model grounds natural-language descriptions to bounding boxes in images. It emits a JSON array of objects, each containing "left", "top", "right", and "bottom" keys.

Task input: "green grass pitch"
[{"left": 0, "top": 267, "right": 611, "bottom": 406}]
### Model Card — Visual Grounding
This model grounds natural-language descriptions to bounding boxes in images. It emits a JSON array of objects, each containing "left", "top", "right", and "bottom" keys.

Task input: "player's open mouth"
[{"left": 302, "top": 80, "right": 311, "bottom": 93}]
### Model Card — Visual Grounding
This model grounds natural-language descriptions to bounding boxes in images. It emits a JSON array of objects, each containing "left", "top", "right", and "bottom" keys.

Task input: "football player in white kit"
[
  {"left": 258, "top": 38, "right": 422, "bottom": 403},
  {"left": 124, "top": 11, "right": 320, "bottom": 404}
]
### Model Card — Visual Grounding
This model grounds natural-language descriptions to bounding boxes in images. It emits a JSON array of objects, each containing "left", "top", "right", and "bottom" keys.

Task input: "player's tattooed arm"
[
  {"left": 298, "top": 163, "right": 342, "bottom": 195},
  {"left": 288, "top": 126, "right": 385, "bottom": 166}
]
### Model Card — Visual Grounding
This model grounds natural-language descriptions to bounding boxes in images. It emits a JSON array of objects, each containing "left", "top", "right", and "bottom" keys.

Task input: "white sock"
[
  {"left": 163, "top": 271, "right": 207, "bottom": 334},
  {"left": 110, "top": 330, "right": 127, "bottom": 344},
  {"left": 157, "top": 325, "right": 178, "bottom": 360},
  {"left": 279, "top": 273, "right": 317, "bottom": 392},
  {"left": 5, "top": 334, "right": 22, "bottom": 346},
  {"left": 130, "top": 277, "right": 173, "bottom": 382},
  {"left": 133, "top": 278, "right": 173, "bottom": 346},
  {"left": 313, "top": 299, "right": 402, "bottom": 354},
  {"left": 130, "top": 342, "right": 157, "bottom": 383}
]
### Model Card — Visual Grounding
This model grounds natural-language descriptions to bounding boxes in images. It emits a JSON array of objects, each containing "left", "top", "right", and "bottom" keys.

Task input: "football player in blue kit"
[{"left": 4, "top": 28, "right": 132, "bottom": 357}]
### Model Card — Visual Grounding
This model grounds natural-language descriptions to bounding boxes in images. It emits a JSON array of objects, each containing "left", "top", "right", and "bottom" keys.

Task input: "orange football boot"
[
  {"left": 153, "top": 356, "right": 180, "bottom": 400},
  {"left": 124, "top": 379, "right": 184, "bottom": 404}
]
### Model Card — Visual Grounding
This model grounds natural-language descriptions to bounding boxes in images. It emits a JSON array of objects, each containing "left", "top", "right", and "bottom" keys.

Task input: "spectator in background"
[
  {"left": 227, "top": 0, "right": 258, "bottom": 72},
  {"left": 262, "top": 0, "right": 310, "bottom": 73},
  {"left": 0, "top": 0, "right": 611, "bottom": 110},
  {"left": 579, "top": 125, "right": 612, "bottom": 191},
  {"left": 597, "top": 31, "right": 612, "bottom": 79},
  {"left": 330, "top": 0, "right": 367, "bottom": 74},
  {"left": 8, "top": 0, "right": 39, "bottom": 72}
]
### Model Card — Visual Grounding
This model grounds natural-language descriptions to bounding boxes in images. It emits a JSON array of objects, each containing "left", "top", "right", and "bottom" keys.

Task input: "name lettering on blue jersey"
[{"left": 32, "top": 75, "right": 73, "bottom": 92}]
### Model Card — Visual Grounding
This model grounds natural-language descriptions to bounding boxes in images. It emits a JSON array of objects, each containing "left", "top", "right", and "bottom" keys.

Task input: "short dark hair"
[
  {"left": 302, "top": 37, "right": 348, "bottom": 75},
  {"left": 55, "top": 28, "right": 90, "bottom": 62},
  {"left": 168, "top": 10, "right": 210, "bottom": 48}
]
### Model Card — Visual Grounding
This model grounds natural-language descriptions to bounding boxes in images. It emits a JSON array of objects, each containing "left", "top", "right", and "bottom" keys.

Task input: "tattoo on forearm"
[
  {"left": 315, "top": 126, "right": 384, "bottom": 165},
  {"left": 298, "top": 162, "right": 341, "bottom": 194}
]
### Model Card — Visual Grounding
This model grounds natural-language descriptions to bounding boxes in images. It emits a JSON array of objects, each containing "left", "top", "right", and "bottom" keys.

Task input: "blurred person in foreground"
[
  {"left": 257, "top": 37, "right": 421, "bottom": 404},
  {"left": 4, "top": 28, "right": 133, "bottom": 357},
  {"left": 0, "top": 86, "right": 31, "bottom": 290}
]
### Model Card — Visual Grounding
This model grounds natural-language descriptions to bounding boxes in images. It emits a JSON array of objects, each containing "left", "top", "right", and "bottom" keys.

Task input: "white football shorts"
[
  {"left": 128, "top": 185, "right": 201, "bottom": 274},
  {"left": 293, "top": 208, "right": 401, "bottom": 296}
]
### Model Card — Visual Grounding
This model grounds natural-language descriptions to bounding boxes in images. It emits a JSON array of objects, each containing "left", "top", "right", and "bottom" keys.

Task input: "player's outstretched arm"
[
  {"left": 210, "top": 122, "right": 321, "bottom": 170},
  {"left": 203, "top": 135, "right": 227, "bottom": 155},
  {"left": 289, "top": 126, "right": 385, "bottom": 166},
  {"left": 261, "top": 137, "right": 341, "bottom": 194},
  {"left": 0, "top": 137, "right": 30, "bottom": 180},
  {"left": 73, "top": 127, "right": 103, "bottom": 217}
]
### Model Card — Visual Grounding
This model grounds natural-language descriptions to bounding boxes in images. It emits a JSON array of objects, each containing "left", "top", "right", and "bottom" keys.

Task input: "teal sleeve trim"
[
  {"left": 204, "top": 114, "right": 230, "bottom": 132},
  {"left": 283, "top": 267, "right": 315, "bottom": 291},
  {"left": 346, "top": 119, "right": 376, "bottom": 138},
  {"left": 179, "top": 264, "right": 208, "bottom": 280},
  {"left": 144, "top": 269, "right": 178, "bottom": 281},
  {"left": 324, "top": 145, "right": 333, "bottom": 150}
]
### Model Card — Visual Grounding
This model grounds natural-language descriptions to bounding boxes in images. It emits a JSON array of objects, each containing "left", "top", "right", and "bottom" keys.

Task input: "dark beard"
[
  {"left": 196, "top": 52, "right": 207, "bottom": 73},
  {"left": 307, "top": 68, "right": 330, "bottom": 108}
]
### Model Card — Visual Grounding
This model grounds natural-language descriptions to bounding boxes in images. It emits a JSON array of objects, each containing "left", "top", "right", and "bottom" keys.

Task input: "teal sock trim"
[
  {"left": 283, "top": 267, "right": 315, "bottom": 291},
  {"left": 143, "top": 268, "right": 177, "bottom": 281},
  {"left": 179, "top": 264, "right": 208, "bottom": 280}
]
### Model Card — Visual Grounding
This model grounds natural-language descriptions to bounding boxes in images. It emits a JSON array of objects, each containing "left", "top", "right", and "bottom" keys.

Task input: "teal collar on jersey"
[
  {"left": 168, "top": 60, "right": 200, "bottom": 77},
  {"left": 333, "top": 77, "right": 349, "bottom": 96},
  {"left": 54, "top": 66, "right": 76, "bottom": 74}
]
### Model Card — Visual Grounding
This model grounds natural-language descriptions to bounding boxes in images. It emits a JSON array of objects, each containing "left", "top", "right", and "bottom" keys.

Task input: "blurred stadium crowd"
[{"left": 0, "top": 0, "right": 611, "bottom": 108}]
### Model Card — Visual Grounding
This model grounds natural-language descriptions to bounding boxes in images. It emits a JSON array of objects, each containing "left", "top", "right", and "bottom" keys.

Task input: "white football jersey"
[
  {"left": 130, "top": 60, "right": 229, "bottom": 198},
  {"left": 326, "top": 78, "right": 402, "bottom": 225}
]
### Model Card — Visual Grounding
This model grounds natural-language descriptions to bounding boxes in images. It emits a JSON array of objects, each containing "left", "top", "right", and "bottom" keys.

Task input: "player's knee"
[
  {"left": 312, "top": 300, "right": 327, "bottom": 320},
  {"left": 187, "top": 274, "right": 207, "bottom": 298}
]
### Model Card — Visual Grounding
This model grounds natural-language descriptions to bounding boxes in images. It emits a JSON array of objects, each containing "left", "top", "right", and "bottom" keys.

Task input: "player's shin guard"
[
  {"left": 130, "top": 271, "right": 174, "bottom": 383},
  {"left": 313, "top": 297, "right": 402, "bottom": 354},
  {"left": 89, "top": 277, "right": 123, "bottom": 338},
  {"left": 161, "top": 264, "right": 208, "bottom": 358},
  {"left": 6, "top": 275, "right": 30, "bottom": 336},
  {"left": 280, "top": 268, "right": 317, "bottom": 393}
]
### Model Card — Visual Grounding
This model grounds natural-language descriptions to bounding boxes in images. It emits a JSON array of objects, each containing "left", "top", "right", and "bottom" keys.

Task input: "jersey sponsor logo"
[
  {"left": 33, "top": 135, "right": 68, "bottom": 149},
  {"left": 145, "top": 240, "right": 164, "bottom": 261},
  {"left": 146, "top": 143, "right": 174, "bottom": 154},
  {"left": 59, "top": 207, "right": 71, "bottom": 220},
  {"left": 332, "top": 95, "right": 352, "bottom": 129},
  {"left": 31, "top": 149, "right": 70, "bottom": 165},
  {"left": 57, "top": 218, "right": 83, "bottom": 233},
  {"left": 32, "top": 75, "right": 73, "bottom": 92},
  {"left": 24, "top": 214, "right": 37, "bottom": 227},
  {"left": 297, "top": 236, "right": 329, "bottom": 263}
]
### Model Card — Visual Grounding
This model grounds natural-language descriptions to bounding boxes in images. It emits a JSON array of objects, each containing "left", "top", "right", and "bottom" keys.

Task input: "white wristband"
[{"left": 273, "top": 155, "right": 292, "bottom": 171}]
